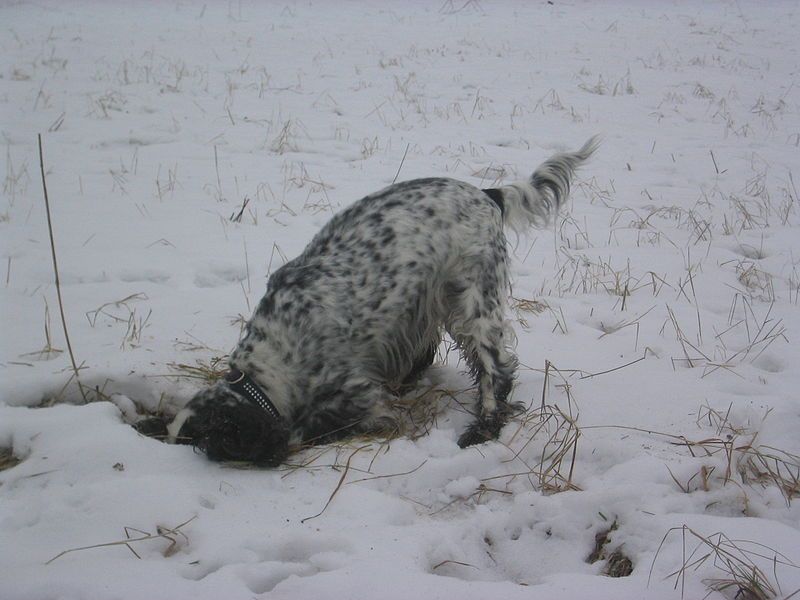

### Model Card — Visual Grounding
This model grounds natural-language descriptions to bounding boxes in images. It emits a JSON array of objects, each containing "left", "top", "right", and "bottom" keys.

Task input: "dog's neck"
[
  {"left": 224, "top": 368, "right": 281, "bottom": 421},
  {"left": 229, "top": 332, "right": 298, "bottom": 418}
]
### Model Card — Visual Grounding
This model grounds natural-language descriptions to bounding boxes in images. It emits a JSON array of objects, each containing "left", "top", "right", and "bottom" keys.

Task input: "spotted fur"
[{"left": 164, "top": 137, "right": 599, "bottom": 465}]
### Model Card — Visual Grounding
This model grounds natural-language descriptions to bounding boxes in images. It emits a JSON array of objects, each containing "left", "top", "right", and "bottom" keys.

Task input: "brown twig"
[{"left": 46, "top": 516, "right": 197, "bottom": 565}]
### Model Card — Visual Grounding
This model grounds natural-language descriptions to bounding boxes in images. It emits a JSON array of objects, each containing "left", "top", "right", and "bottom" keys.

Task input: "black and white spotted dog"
[{"left": 143, "top": 138, "right": 598, "bottom": 466}]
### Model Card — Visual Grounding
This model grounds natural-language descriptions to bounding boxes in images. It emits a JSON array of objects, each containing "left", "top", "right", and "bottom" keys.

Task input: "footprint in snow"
[
  {"left": 193, "top": 266, "right": 247, "bottom": 288},
  {"left": 118, "top": 269, "right": 171, "bottom": 284}
]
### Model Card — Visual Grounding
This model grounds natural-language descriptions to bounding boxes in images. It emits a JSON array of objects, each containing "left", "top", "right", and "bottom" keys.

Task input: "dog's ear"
[{"left": 186, "top": 400, "right": 291, "bottom": 467}]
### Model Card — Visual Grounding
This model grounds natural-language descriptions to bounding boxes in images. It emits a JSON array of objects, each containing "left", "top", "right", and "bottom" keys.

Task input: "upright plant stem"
[{"left": 38, "top": 133, "right": 87, "bottom": 401}]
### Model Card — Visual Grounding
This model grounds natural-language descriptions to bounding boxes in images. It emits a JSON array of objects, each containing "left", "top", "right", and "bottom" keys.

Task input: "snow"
[{"left": 1, "top": 1, "right": 799, "bottom": 598}]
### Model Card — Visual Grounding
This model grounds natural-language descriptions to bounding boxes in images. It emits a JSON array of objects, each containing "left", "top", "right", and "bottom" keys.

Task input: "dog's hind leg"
[{"left": 444, "top": 253, "right": 520, "bottom": 448}]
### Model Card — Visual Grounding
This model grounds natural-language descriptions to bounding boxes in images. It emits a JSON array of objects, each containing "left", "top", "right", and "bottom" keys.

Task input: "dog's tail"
[{"left": 484, "top": 136, "right": 600, "bottom": 233}]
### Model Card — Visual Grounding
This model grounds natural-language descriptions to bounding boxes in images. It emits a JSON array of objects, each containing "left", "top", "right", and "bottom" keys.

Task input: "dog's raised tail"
[{"left": 485, "top": 136, "right": 600, "bottom": 233}]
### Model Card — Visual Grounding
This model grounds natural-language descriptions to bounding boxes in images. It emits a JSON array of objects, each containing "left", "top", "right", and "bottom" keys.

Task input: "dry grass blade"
[
  {"left": 431, "top": 559, "right": 478, "bottom": 571},
  {"left": 429, "top": 483, "right": 512, "bottom": 516},
  {"left": 392, "top": 142, "right": 411, "bottom": 184},
  {"left": 85, "top": 292, "right": 148, "bottom": 327},
  {"left": 510, "top": 295, "right": 548, "bottom": 329},
  {"left": 580, "top": 347, "right": 652, "bottom": 379},
  {"left": 346, "top": 459, "right": 428, "bottom": 485},
  {"left": 510, "top": 296, "right": 548, "bottom": 314},
  {"left": 166, "top": 356, "right": 229, "bottom": 383},
  {"left": 46, "top": 516, "right": 197, "bottom": 565},
  {"left": 387, "top": 384, "right": 468, "bottom": 440},
  {"left": 650, "top": 525, "right": 798, "bottom": 600},
  {"left": 301, "top": 445, "right": 368, "bottom": 523},
  {"left": 538, "top": 407, "right": 580, "bottom": 492},
  {"left": 585, "top": 404, "right": 799, "bottom": 505},
  {"left": 20, "top": 299, "right": 63, "bottom": 360},
  {"left": 487, "top": 361, "right": 581, "bottom": 494},
  {"left": 279, "top": 446, "right": 335, "bottom": 478},
  {"left": 229, "top": 196, "right": 250, "bottom": 222},
  {"left": 673, "top": 434, "right": 800, "bottom": 505},
  {"left": 740, "top": 445, "right": 800, "bottom": 506}
]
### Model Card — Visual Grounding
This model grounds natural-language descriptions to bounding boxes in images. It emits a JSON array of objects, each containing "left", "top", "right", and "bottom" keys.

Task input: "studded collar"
[{"left": 224, "top": 368, "right": 281, "bottom": 422}]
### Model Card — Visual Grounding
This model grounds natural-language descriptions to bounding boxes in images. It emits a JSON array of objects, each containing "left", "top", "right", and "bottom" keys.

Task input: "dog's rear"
[{"left": 451, "top": 137, "right": 599, "bottom": 446}]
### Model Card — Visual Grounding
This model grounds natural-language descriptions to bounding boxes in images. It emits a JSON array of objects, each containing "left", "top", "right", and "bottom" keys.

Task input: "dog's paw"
[
  {"left": 457, "top": 413, "right": 506, "bottom": 448},
  {"left": 457, "top": 403, "right": 521, "bottom": 448},
  {"left": 457, "top": 425, "right": 493, "bottom": 448}
]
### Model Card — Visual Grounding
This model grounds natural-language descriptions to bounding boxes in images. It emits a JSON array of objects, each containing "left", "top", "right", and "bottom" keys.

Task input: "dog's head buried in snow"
[
  {"left": 164, "top": 377, "right": 292, "bottom": 467},
  {"left": 140, "top": 138, "right": 599, "bottom": 466}
]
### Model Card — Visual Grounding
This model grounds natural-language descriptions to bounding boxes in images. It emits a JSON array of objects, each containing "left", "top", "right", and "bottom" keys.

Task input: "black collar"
[{"left": 225, "top": 368, "right": 281, "bottom": 422}]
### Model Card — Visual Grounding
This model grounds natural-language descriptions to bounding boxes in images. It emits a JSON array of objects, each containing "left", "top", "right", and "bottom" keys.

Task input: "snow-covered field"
[{"left": 2, "top": 1, "right": 799, "bottom": 598}]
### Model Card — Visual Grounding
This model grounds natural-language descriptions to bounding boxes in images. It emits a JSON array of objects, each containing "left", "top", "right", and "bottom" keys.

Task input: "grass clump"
[{"left": 651, "top": 525, "right": 798, "bottom": 600}]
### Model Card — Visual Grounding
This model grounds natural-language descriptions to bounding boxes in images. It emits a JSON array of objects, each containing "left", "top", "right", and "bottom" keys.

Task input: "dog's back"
[{"left": 233, "top": 176, "right": 505, "bottom": 407}]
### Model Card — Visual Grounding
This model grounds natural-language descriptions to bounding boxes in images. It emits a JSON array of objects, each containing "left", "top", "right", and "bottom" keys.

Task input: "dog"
[{"left": 139, "top": 137, "right": 599, "bottom": 466}]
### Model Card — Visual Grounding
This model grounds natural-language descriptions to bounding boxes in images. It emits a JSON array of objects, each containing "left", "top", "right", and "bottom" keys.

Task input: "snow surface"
[{"left": 2, "top": 1, "right": 799, "bottom": 598}]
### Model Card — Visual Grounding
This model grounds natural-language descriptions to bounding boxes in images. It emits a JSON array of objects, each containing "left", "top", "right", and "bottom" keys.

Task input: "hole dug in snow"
[
  {"left": 734, "top": 243, "right": 768, "bottom": 260},
  {"left": 181, "top": 534, "right": 351, "bottom": 593},
  {"left": 0, "top": 447, "right": 23, "bottom": 472},
  {"left": 752, "top": 353, "right": 785, "bottom": 374},
  {"left": 586, "top": 520, "right": 634, "bottom": 578}
]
